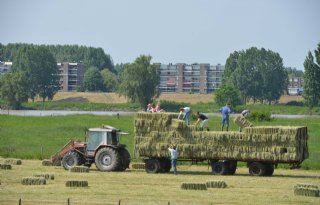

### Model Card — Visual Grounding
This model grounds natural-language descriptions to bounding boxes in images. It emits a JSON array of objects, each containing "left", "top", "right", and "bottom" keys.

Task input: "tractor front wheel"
[
  {"left": 95, "top": 147, "right": 120, "bottom": 171},
  {"left": 62, "top": 151, "right": 81, "bottom": 170}
]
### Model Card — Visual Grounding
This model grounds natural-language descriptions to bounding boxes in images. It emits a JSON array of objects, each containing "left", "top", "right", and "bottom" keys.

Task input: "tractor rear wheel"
[
  {"left": 95, "top": 147, "right": 120, "bottom": 171},
  {"left": 62, "top": 151, "right": 81, "bottom": 170},
  {"left": 118, "top": 148, "right": 131, "bottom": 171}
]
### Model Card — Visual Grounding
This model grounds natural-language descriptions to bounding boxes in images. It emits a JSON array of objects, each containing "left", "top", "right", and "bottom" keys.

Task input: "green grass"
[{"left": 0, "top": 114, "right": 319, "bottom": 169}]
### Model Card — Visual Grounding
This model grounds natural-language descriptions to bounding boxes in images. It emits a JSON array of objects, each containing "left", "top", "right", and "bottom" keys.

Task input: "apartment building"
[
  {"left": 157, "top": 63, "right": 224, "bottom": 93},
  {"left": 0, "top": 61, "right": 12, "bottom": 75},
  {"left": 288, "top": 77, "right": 304, "bottom": 95},
  {"left": 58, "top": 62, "right": 85, "bottom": 92}
]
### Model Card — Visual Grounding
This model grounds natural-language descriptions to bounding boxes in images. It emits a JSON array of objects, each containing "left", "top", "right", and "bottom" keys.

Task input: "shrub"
[{"left": 248, "top": 111, "right": 272, "bottom": 122}]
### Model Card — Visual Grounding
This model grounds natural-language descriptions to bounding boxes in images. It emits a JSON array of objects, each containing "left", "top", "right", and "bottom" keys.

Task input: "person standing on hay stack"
[
  {"left": 195, "top": 111, "right": 209, "bottom": 131},
  {"left": 219, "top": 103, "right": 231, "bottom": 131},
  {"left": 178, "top": 107, "right": 192, "bottom": 125},
  {"left": 239, "top": 109, "right": 250, "bottom": 132},
  {"left": 168, "top": 144, "right": 178, "bottom": 175}
]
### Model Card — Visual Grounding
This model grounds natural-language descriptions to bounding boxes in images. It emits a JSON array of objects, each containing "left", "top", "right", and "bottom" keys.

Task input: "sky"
[{"left": 1, "top": 0, "right": 319, "bottom": 70}]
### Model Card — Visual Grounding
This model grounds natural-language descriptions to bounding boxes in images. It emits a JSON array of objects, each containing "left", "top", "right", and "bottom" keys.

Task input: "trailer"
[{"left": 133, "top": 112, "right": 308, "bottom": 176}]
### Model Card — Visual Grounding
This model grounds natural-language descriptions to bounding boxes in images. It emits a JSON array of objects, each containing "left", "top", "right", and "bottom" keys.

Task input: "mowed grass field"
[{"left": 0, "top": 158, "right": 319, "bottom": 205}]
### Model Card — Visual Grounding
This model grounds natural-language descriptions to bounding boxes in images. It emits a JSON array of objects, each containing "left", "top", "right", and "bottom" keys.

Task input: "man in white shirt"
[
  {"left": 168, "top": 145, "right": 178, "bottom": 175},
  {"left": 178, "top": 107, "right": 191, "bottom": 125}
]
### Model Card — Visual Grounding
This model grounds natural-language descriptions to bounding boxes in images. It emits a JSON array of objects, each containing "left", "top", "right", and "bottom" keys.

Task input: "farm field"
[{"left": 0, "top": 158, "right": 319, "bottom": 205}]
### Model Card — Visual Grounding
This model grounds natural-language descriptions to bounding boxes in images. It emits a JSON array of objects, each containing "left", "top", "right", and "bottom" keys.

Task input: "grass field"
[
  {"left": 0, "top": 158, "right": 319, "bottom": 205},
  {"left": 0, "top": 114, "right": 319, "bottom": 169}
]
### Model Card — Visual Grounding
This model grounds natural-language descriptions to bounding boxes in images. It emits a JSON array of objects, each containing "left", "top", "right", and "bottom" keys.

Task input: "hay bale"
[
  {"left": 4, "top": 159, "right": 22, "bottom": 165},
  {"left": 206, "top": 180, "right": 228, "bottom": 188},
  {"left": 181, "top": 182, "right": 207, "bottom": 190},
  {"left": 42, "top": 159, "right": 53, "bottom": 166},
  {"left": 66, "top": 180, "right": 88, "bottom": 187},
  {"left": 234, "top": 115, "right": 253, "bottom": 128},
  {"left": 294, "top": 183, "right": 319, "bottom": 197},
  {"left": 131, "top": 163, "right": 145, "bottom": 170},
  {"left": 70, "top": 166, "right": 89, "bottom": 173},
  {"left": 33, "top": 173, "right": 55, "bottom": 180},
  {"left": 21, "top": 177, "right": 46, "bottom": 185},
  {"left": 0, "top": 164, "right": 12, "bottom": 170}
]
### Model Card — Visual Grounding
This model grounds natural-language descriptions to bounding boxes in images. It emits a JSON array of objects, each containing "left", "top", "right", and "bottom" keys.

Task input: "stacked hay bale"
[
  {"left": 206, "top": 180, "right": 227, "bottom": 188},
  {"left": 234, "top": 115, "right": 253, "bottom": 128},
  {"left": 181, "top": 182, "right": 207, "bottom": 190},
  {"left": 42, "top": 159, "right": 53, "bottom": 166},
  {"left": 4, "top": 159, "right": 22, "bottom": 165},
  {"left": 134, "top": 113, "right": 308, "bottom": 163},
  {"left": 70, "top": 166, "right": 89, "bottom": 173},
  {"left": 294, "top": 183, "right": 319, "bottom": 197},
  {"left": 0, "top": 164, "right": 12, "bottom": 170},
  {"left": 66, "top": 180, "right": 88, "bottom": 187},
  {"left": 33, "top": 173, "right": 55, "bottom": 180},
  {"left": 131, "top": 163, "right": 145, "bottom": 170},
  {"left": 21, "top": 177, "right": 46, "bottom": 185}
]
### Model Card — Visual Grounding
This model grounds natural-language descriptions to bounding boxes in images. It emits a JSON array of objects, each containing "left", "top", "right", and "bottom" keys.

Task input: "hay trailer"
[
  {"left": 51, "top": 125, "right": 130, "bottom": 171},
  {"left": 134, "top": 112, "right": 309, "bottom": 176}
]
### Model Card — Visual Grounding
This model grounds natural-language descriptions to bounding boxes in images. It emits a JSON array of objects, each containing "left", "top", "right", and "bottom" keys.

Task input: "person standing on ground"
[
  {"left": 195, "top": 111, "right": 209, "bottom": 131},
  {"left": 168, "top": 144, "right": 178, "bottom": 175},
  {"left": 219, "top": 103, "right": 231, "bottom": 131},
  {"left": 177, "top": 107, "right": 191, "bottom": 125}
]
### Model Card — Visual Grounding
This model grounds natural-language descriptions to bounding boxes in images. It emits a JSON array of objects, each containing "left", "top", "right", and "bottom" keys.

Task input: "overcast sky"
[{"left": 1, "top": 0, "right": 319, "bottom": 70}]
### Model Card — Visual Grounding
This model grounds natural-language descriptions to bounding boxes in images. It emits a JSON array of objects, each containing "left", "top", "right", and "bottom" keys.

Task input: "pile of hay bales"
[
  {"left": 234, "top": 115, "right": 253, "bottom": 128},
  {"left": 4, "top": 159, "right": 22, "bottom": 165},
  {"left": 42, "top": 159, "right": 53, "bottom": 166},
  {"left": 206, "top": 180, "right": 227, "bottom": 188},
  {"left": 294, "top": 183, "right": 319, "bottom": 197},
  {"left": 21, "top": 177, "right": 46, "bottom": 185},
  {"left": 66, "top": 180, "right": 88, "bottom": 187},
  {"left": 131, "top": 163, "right": 145, "bottom": 170},
  {"left": 70, "top": 166, "right": 89, "bottom": 173},
  {"left": 134, "top": 112, "right": 308, "bottom": 163},
  {"left": 33, "top": 173, "right": 55, "bottom": 180},
  {"left": 0, "top": 164, "right": 12, "bottom": 170}
]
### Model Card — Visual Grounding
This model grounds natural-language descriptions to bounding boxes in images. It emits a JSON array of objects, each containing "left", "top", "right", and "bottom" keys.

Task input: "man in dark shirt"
[{"left": 195, "top": 112, "right": 209, "bottom": 131}]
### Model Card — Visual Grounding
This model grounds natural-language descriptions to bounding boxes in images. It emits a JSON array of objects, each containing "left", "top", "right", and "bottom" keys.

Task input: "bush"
[
  {"left": 248, "top": 111, "right": 272, "bottom": 122},
  {"left": 286, "top": 101, "right": 304, "bottom": 106}
]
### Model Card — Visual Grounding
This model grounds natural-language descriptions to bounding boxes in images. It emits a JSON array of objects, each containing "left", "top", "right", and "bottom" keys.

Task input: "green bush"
[{"left": 248, "top": 111, "right": 272, "bottom": 122}]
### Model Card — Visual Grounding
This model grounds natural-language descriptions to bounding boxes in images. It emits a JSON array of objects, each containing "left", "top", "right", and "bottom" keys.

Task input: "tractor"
[{"left": 51, "top": 125, "right": 130, "bottom": 171}]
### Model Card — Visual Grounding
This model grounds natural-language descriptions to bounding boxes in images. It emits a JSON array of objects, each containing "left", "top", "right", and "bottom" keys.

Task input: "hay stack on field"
[
  {"left": 4, "top": 159, "right": 22, "bottom": 165},
  {"left": 234, "top": 115, "right": 253, "bottom": 128},
  {"left": 206, "top": 180, "right": 227, "bottom": 188},
  {"left": 131, "top": 163, "right": 145, "bottom": 170},
  {"left": 294, "top": 183, "right": 319, "bottom": 197},
  {"left": 0, "top": 164, "right": 12, "bottom": 170},
  {"left": 134, "top": 112, "right": 308, "bottom": 163},
  {"left": 70, "top": 166, "right": 89, "bottom": 173},
  {"left": 42, "top": 159, "right": 53, "bottom": 166},
  {"left": 66, "top": 180, "right": 88, "bottom": 187},
  {"left": 181, "top": 182, "right": 207, "bottom": 190},
  {"left": 34, "top": 173, "right": 54, "bottom": 180},
  {"left": 21, "top": 177, "right": 46, "bottom": 185}
]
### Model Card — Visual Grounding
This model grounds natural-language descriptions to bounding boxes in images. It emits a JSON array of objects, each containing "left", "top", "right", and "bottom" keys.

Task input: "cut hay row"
[
  {"left": 33, "top": 173, "right": 55, "bottom": 180},
  {"left": 294, "top": 187, "right": 320, "bottom": 197},
  {"left": 70, "top": 166, "right": 89, "bottom": 173},
  {"left": 4, "top": 159, "right": 22, "bottom": 165},
  {"left": 66, "top": 180, "right": 88, "bottom": 187},
  {"left": 42, "top": 159, "right": 53, "bottom": 166},
  {"left": 234, "top": 115, "right": 253, "bottom": 128},
  {"left": 206, "top": 180, "right": 228, "bottom": 188},
  {"left": 21, "top": 177, "right": 46, "bottom": 185},
  {"left": 131, "top": 163, "right": 145, "bottom": 170},
  {"left": 134, "top": 112, "right": 308, "bottom": 162},
  {"left": 0, "top": 164, "right": 12, "bottom": 170},
  {"left": 181, "top": 182, "right": 207, "bottom": 190}
]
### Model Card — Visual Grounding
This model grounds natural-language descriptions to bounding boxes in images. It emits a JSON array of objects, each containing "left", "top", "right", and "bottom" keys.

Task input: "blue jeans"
[
  {"left": 221, "top": 117, "right": 229, "bottom": 131},
  {"left": 172, "top": 159, "right": 177, "bottom": 174},
  {"left": 183, "top": 110, "right": 191, "bottom": 125}
]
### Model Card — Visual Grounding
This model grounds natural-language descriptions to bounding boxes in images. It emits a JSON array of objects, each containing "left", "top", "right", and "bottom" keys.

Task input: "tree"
[
  {"left": 0, "top": 72, "right": 29, "bottom": 109},
  {"left": 214, "top": 85, "right": 242, "bottom": 107},
  {"left": 286, "top": 67, "right": 304, "bottom": 78},
  {"left": 101, "top": 68, "right": 117, "bottom": 92},
  {"left": 12, "top": 45, "right": 60, "bottom": 102},
  {"left": 303, "top": 43, "right": 320, "bottom": 110},
  {"left": 223, "top": 47, "right": 287, "bottom": 104},
  {"left": 84, "top": 66, "right": 104, "bottom": 91},
  {"left": 117, "top": 55, "right": 159, "bottom": 107}
]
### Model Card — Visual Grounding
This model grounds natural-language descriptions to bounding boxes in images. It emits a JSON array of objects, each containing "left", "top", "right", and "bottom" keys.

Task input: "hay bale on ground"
[
  {"left": 206, "top": 180, "right": 228, "bottom": 188},
  {"left": 4, "top": 159, "right": 22, "bottom": 165},
  {"left": 131, "top": 163, "right": 145, "bottom": 170},
  {"left": 294, "top": 183, "right": 320, "bottom": 197},
  {"left": 42, "top": 159, "right": 53, "bottom": 166},
  {"left": 33, "top": 173, "right": 55, "bottom": 180},
  {"left": 21, "top": 177, "right": 46, "bottom": 185},
  {"left": 66, "top": 180, "right": 88, "bottom": 187},
  {"left": 0, "top": 164, "right": 12, "bottom": 170},
  {"left": 181, "top": 182, "right": 207, "bottom": 190},
  {"left": 70, "top": 166, "right": 89, "bottom": 173}
]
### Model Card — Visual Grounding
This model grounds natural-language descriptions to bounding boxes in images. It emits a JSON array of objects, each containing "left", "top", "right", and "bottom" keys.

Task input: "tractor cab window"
[
  {"left": 87, "top": 131, "right": 103, "bottom": 151},
  {"left": 107, "top": 130, "right": 118, "bottom": 145}
]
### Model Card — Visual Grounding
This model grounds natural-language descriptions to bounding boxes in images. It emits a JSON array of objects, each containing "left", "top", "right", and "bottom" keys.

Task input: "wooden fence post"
[
  {"left": 118, "top": 199, "right": 121, "bottom": 205},
  {"left": 19, "top": 198, "right": 21, "bottom": 205},
  {"left": 67, "top": 198, "right": 70, "bottom": 205}
]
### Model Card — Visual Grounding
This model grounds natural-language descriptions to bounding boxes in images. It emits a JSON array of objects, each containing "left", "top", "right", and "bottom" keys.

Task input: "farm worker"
[
  {"left": 168, "top": 144, "right": 178, "bottom": 175},
  {"left": 154, "top": 102, "right": 164, "bottom": 112},
  {"left": 219, "top": 103, "right": 231, "bottom": 131},
  {"left": 178, "top": 107, "right": 191, "bottom": 125},
  {"left": 195, "top": 112, "right": 209, "bottom": 131},
  {"left": 241, "top": 109, "right": 250, "bottom": 118},
  {"left": 146, "top": 103, "right": 153, "bottom": 112}
]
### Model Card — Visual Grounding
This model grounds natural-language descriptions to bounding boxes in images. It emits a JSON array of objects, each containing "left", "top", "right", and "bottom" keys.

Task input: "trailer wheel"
[
  {"left": 160, "top": 158, "right": 171, "bottom": 173},
  {"left": 265, "top": 164, "right": 274, "bottom": 176},
  {"left": 211, "top": 161, "right": 228, "bottom": 175},
  {"left": 249, "top": 162, "right": 266, "bottom": 176},
  {"left": 117, "top": 148, "right": 131, "bottom": 171},
  {"left": 62, "top": 151, "right": 81, "bottom": 170},
  {"left": 145, "top": 159, "right": 160, "bottom": 173},
  {"left": 95, "top": 147, "right": 120, "bottom": 171},
  {"left": 226, "top": 161, "right": 237, "bottom": 175}
]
